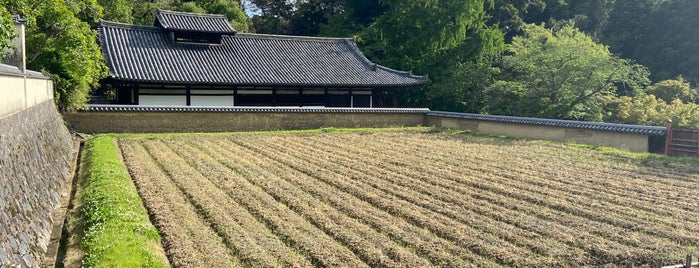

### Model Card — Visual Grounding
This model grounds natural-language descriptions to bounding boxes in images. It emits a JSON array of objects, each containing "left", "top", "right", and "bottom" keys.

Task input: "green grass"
[{"left": 78, "top": 136, "right": 169, "bottom": 267}]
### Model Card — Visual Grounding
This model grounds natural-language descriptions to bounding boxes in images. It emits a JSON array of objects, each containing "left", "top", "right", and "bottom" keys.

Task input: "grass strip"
[{"left": 78, "top": 136, "right": 169, "bottom": 267}]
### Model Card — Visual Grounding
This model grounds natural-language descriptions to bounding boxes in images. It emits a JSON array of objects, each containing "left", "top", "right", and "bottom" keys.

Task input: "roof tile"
[
  {"left": 155, "top": 9, "right": 236, "bottom": 34},
  {"left": 98, "top": 20, "right": 428, "bottom": 87}
]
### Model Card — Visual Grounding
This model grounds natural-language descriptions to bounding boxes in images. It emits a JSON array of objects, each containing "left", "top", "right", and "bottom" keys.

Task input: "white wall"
[
  {"left": 139, "top": 95, "right": 187, "bottom": 106},
  {"left": 190, "top": 95, "right": 234, "bottom": 106},
  {"left": 0, "top": 73, "right": 53, "bottom": 119}
]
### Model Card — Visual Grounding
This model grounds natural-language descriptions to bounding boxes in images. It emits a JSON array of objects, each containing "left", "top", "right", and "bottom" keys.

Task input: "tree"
[
  {"left": 484, "top": 23, "right": 649, "bottom": 120},
  {"left": 602, "top": 95, "right": 699, "bottom": 128},
  {"left": 98, "top": 0, "right": 133, "bottom": 23},
  {"left": 488, "top": 0, "right": 614, "bottom": 42},
  {"left": 248, "top": 0, "right": 293, "bottom": 33},
  {"left": 4, "top": 0, "right": 107, "bottom": 110},
  {"left": 318, "top": 0, "right": 387, "bottom": 37},
  {"left": 350, "top": 0, "right": 504, "bottom": 110},
  {"left": 288, "top": 0, "right": 343, "bottom": 36},
  {"left": 603, "top": 0, "right": 699, "bottom": 85},
  {"left": 0, "top": 7, "right": 14, "bottom": 60},
  {"left": 647, "top": 76, "right": 698, "bottom": 104}
]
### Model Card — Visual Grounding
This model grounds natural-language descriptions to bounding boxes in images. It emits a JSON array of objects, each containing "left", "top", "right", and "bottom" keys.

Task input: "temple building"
[{"left": 96, "top": 9, "right": 428, "bottom": 107}]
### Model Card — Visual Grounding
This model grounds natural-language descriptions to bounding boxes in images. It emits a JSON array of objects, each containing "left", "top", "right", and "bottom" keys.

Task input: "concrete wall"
[
  {"left": 63, "top": 111, "right": 426, "bottom": 133},
  {"left": 0, "top": 70, "right": 73, "bottom": 267},
  {"left": 426, "top": 116, "right": 652, "bottom": 153}
]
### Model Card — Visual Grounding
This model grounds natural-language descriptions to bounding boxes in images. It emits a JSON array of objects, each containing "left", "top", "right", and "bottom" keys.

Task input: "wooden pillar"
[
  {"left": 299, "top": 88, "right": 304, "bottom": 107},
  {"left": 185, "top": 86, "right": 191, "bottom": 106},
  {"left": 272, "top": 87, "right": 277, "bottom": 106},
  {"left": 664, "top": 120, "right": 673, "bottom": 156},
  {"left": 349, "top": 89, "right": 353, "bottom": 108}
]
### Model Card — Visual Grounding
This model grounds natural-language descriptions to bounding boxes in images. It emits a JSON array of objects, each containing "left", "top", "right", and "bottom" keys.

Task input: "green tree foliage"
[
  {"left": 0, "top": 7, "right": 14, "bottom": 60},
  {"left": 647, "top": 76, "right": 698, "bottom": 104},
  {"left": 603, "top": 0, "right": 699, "bottom": 85},
  {"left": 489, "top": 0, "right": 613, "bottom": 41},
  {"left": 248, "top": 0, "right": 293, "bottom": 33},
  {"left": 602, "top": 95, "right": 699, "bottom": 128},
  {"left": 288, "top": 0, "right": 343, "bottom": 36},
  {"left": 318, "top": 0, "right": 386, "bottom": 37},
  {"left": 98, "top": 0, "right": 133, "bottom": 23},
  {"left": 484, "top": 24, "right": 649, "bottom": 120},
  {"left": 3, "top": 0, "right": 107, "bottom": 110},
  {"left": 356, "top": 0, "right": 504, "bottom": 111}
]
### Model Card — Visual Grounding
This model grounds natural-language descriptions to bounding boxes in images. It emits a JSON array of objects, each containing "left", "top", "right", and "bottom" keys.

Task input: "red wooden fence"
[{"left": 665, "top": 121, "right": 699, "bottom": 157}]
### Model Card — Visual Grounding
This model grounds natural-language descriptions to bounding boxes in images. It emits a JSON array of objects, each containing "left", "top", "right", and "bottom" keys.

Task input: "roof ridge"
[
  {"left": 234, "top": 33, "right": 353, "bottom": 42},
  {"left": 156, "top": 9, "right": 227, "bottom": 18},
  {"left": 341, "top": 39, "right": 429, "bottom": 81},
  {"left": 100, "top": 20, "right": 162, "bottom": 31}
]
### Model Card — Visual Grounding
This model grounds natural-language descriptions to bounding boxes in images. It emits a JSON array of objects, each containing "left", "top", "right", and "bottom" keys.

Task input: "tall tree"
[
  {"left": 0, "top": 7, "right": 14, "bottom": 59},
  {"left": 318, "top": 0, "right": 387, "bottom": 37},
  {"left": 646, "top": 76, "right": 698, "bottom": 104},
  {"left": 288, "top": 0, "right": 343, "bottom": 36},
  {"left": 484, "top": 24, "right": 649, "bottom": 120},
  {"left": 248, "top": 0, "right": 293, "bottom": 33},
  {"left": 604, "top": 0, "right": 699, "bottom": 85},
  {"left": 3, "top": 0, "right": 107, "bottom": 110},
  {"left": 98, "top": 0, "right": 133, "bottom": 23},
  {"left": 489, "top": 0, "right": 613, "bottom": 41},
  {"left": 359, "top": 0, "right": 504, "bottom": 110}
]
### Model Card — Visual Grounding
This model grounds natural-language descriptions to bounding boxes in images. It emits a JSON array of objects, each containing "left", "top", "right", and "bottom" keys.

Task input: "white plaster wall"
[
  {"left": 1, "top": 74, "right": 54, "bottom": 119},
  {"left": 26, "top": 78, "right": 51, "bottom": 107},
  {"left": 190, "top": 95, "right": 234, "bottom": 106},
  {"left": 139, "top": 95, "right": 187, "bottom": 106},
  {"left": 0, "top": 75, "right": 26, "bottom": 118}
]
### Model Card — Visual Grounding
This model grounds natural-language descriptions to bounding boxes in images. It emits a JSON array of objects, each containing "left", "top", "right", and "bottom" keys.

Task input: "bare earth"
[{"left": 118, "top": 130, "right": 699, "bottom": 267}]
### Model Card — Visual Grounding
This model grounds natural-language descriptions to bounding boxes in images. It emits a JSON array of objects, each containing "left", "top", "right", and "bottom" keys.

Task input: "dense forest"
[{"left": 2, "top": 0, "right": 699, "bottom": 127}]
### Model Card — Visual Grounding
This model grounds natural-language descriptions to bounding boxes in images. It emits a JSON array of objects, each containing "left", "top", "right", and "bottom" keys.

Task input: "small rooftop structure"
[
  {"left": 96, "top": 10, "right": 427, "bottom": 107},
  {"left": 154, "top": 9, "right": 237, "bottom": 34}
]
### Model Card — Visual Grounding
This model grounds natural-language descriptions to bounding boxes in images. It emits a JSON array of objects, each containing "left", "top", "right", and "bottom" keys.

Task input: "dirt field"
[{"left": 118, "top": 129, "right": 699, "bottom": 267}]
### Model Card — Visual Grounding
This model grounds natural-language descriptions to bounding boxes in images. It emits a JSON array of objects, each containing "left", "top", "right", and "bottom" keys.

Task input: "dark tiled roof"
[
  {"left": 84, "top": 104, "right": 430, "bottom": 113},
  {"left": 155, "top": 9, "right": 236, "bottom": 34},
  {"left": 98, "top": 20, "right": 428, "bottom": 87},
  {"left": 426, "top": 111, "right": 667, "bottom": 135}
]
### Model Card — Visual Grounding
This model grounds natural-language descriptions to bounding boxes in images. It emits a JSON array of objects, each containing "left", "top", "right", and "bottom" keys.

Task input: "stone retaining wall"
[{"left": 0, "top": 100, "right": 73, "bottom": 267}]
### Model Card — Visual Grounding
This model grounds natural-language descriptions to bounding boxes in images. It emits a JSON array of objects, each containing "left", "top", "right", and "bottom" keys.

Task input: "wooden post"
[
  {"left": 299, "top": 88, "right": 303, "bottom": 107},
  {"left": 686, "top": 254, "right": 692, "bottom": 268},
  {"left": 272, "top": 87, "right": 277, "bottom": 106},
  {"left": 665, "top": 120, "right": 674, "bottom": 156},
  {"left": 185, "top": 86, "right": 191, "bottom": 106}
]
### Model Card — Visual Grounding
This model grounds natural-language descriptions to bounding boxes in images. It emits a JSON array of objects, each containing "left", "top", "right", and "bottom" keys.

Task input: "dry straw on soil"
[{"left": 118, "top": 129, "right": 699, "bottom": 267}]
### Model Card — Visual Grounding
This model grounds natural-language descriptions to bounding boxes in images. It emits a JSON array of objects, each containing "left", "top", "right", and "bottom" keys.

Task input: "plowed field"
[{"left": 118, "top": 129, "right": 699, "bottom": 267}]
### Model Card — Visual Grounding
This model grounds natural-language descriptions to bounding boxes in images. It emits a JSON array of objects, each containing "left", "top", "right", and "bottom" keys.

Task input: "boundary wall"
[
  {"left": 64, "top": 105, "right": 667, "bottom": 153},
  {"left": 426, "top": 111, "right": 666, "bottom": 153},
  {"left": 63, "top": 106, "right": 428, "bottom": 133},
  {"left": 0, "top": 65, "right": 73, "bottom": 267}
]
